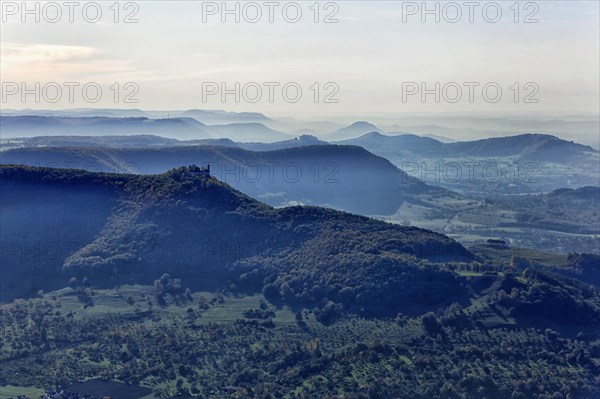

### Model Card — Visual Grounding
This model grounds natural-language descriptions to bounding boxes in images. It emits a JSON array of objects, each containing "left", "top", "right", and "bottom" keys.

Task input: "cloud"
[
  {"left": 1, "top": 43, "right": 96, "bottom": 65},
  {"left": 0, "top": 43, "right": 153, "bottom": 82}
]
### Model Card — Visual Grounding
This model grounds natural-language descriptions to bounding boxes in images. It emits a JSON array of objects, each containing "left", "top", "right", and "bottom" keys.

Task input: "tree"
[
  {"left": 281, "top": 282, "right": 294, "bottom": 302},
  {"left": 262, "top": 283, "right": 280, "bottom": 300},
  {"left": 421, "top": 312, "right": 443, "bottom": 336}
]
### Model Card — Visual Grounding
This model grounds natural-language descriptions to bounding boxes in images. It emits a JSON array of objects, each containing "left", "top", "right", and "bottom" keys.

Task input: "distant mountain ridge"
[
  {"left": 0, "top": 108, "right": 272, "bottom": 124},
  {"left": 0, "top": 115, "right": 211, "bottom": 139},
  {"left": 0, "top": 108, "right": 150, "bottom": 118},
  {"left": 180, "top": 109, "right": 271, "bottom": 124},
  {"left": 336, "top": 132, "right": 598, "bottom": 161},
  {"left": 203, "top": 122, "right": 292, "bottom": 142},
  {"left": 0, "top": 115, "right": 291, "bottom": 142},
  {"left": 336, "top": 132, "right": 600, "bottom": 193},
  {"left": 1, "top": 134, "right": 328, "bottom": 151},
  {"left": 0, "top": 144, "right": 431, "bottom": 215},
  {"left": 10, "top": 131, "right": 592, "bottom": 161},
  {"left": 325, "top": 121, "right": 383, "bottom": 141}
]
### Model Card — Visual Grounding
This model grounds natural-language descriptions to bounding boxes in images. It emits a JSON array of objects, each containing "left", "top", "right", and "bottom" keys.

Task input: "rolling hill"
[
  {"left": 1, "top": 133, "right": 327, "bottom": 151},
  {"left": 0, "top": 116, "right": 212, "bottom": 140},
  {"left": 0, "top": 116, "right": 292, "bottom": 142},
  {"left": 0, "top": 144, "right": 431, "bottom": 215},
  {"left": 0, "top": 108, "right": 272, "bottom": 125},
  {"left": 0, "top": 108, "right": 151, "bottom": 118},
  {"left": 0, "top": 164, "right": 471, "bottom": 307},
  {"left": 336, "top": 132, "right": 598, "bottom": 161},
  {"left": 324, "top": 121, "right": 383, "bottom": 141},
  {"left": 2, "top": 165, "right": 600, "bottom": 399},
  {"left": 202, "top": 122, "right": 292, "bottom": 142},
  {"left": 180, "top": 109, "right": 271, "bottom": 124},
  {"left": 337, "top": 132, "right": 600, "bottom": 192},
  {"left": 3, "top": 137, "right": 599, "bottom": 254}
]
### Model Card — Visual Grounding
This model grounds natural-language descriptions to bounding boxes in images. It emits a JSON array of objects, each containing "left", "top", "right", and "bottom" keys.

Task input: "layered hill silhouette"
[
  {"left": 0, "top": 144, "right": 431, "bottom": 215},
  {"left": 325, "top": 121, "right": 383, "bottom": 141},
  {"left": 0, "top": 116, "right": 211, "bottom": 139},
  {"left": 337, "top": 132, "right": 599, "bottom": 164},
  {"left": 337, "top": 132, "right": 600, "bottom": 192},
  {"left": 0, "top": 115, "right": 292, "bottom": 142},
  {"left": 2, "top": 133, "right": 327, "bottom": 151},
  {"left": 1, "top": 108, "right": 273, "bottom": 125},
  {"left": 9, "top": 134, "right": 184, "bottom": 148},
  {"left": 180, "top": 109, "right": 271, "bottom": 124},
  {"left": 202, "top": 122, "right": 292, "bottom": 142},
  {"left": 0, "top": 108, "right": 151, "bottom": 118},
  {"left": 0, "top": 165, "right": 471, "bottom": 312}
]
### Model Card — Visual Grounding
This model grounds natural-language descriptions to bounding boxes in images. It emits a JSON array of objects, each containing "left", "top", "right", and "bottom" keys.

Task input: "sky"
[{"left": 1, "top": 1, "right": 599, "bottom": 118}]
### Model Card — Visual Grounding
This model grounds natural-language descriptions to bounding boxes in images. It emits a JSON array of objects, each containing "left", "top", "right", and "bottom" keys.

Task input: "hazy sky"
[{"left": 1, "top": 1, "right": 599, "bottom": 117}]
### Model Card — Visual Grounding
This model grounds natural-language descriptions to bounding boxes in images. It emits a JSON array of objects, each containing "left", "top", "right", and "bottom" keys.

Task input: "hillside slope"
[
  {"left": 0, "top": 165, "right": 471, "bottom": 312},
  {"left": 337, "top": 132, "right": 600, "bottom": 192},
  {"left": 337, "top": 132, "right": 598, "bottom": 162},
  {"left": 0, "top": 145, "right": 431, "bottom": 215}
]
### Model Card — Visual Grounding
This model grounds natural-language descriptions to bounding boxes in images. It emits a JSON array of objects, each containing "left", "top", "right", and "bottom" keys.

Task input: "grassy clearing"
[
  {"left": 197, "top": 293, "right": 262, "bottom": 323},
  {"left": 37, "top": 286, "right": 302, "bottom": 328},
  {"left": 398, "top": 355, "right": 414, "bottom": 366},
  {"left": 470, "top": 244, "right": 567, "bottom": 266},
  {"left": 456, "top": 271, "right": 484, "bottom": 277},
  {"left": 0, "top": 385, "right": 45, "bottom": 399}
]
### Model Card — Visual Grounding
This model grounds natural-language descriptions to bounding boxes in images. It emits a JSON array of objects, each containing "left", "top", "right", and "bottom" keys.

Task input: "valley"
[
  {"left": 0, "top": 164, "right": 599, "bottom": 398},
  {"left": 3, "top": 271, "right": 600, "bottom": 399},
  {"left": 3, "top": 2, "right": 599, "bottom": 397},
  {"left": 2, "top": 137, "right": 597, "bottom": 254}
]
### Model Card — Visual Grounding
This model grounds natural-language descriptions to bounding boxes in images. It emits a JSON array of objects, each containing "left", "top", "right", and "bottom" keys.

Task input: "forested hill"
[
  {"left": 337, "top": 132, "right": 597, "bottom": 161},
  {"left": 0, "top": 165, "right": 472, "bottom": 314},
  {"left": 0, "top": 144, "right": 431, "bottom": 215}
]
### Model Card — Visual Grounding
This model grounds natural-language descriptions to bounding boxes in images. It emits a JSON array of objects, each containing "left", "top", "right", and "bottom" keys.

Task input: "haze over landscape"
[{"left": 0, "top": 1, "right": 599, "bottom": 399}]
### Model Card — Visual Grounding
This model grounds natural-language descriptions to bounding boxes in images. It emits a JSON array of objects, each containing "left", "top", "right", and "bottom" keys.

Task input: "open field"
[{"left": 0, "top": 385, "right": 44, "bottom": 399}]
